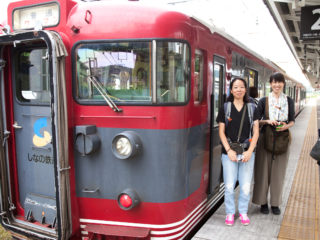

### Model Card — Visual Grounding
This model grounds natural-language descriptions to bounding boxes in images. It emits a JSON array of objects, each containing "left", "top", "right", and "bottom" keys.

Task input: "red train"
[{"left": 0, "top": 0, "right": 305, "bottom": 239}]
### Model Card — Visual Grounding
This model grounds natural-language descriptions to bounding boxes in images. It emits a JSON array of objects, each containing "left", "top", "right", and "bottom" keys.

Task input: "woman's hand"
[
  {"left": 242, "top": 150, "right": 252, "bottom": 162},
  {"left": 227, "top": 150, "right": 237, "bottom": 162},
  {"left": 267, "top": 119, "right": 278, "bottom": 126},
  {"left": 276, "top": 121, "right": 288, "bottom": 131},
  {"left": 277, "top": 121, "right": 295, "bottom": 131}
]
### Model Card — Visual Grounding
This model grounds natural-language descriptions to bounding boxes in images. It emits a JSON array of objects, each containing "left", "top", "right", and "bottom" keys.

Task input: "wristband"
[{"left": 226, "top": 148, "right": 231, "bottom": 153}]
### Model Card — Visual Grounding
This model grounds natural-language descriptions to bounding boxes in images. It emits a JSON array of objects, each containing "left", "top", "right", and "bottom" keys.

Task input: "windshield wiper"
[
  {"left": 87, "top": 76, "right": 122, "bottom": 112},
  {"left": 87, "top": 58, "right": 122, "bottom": 112}
]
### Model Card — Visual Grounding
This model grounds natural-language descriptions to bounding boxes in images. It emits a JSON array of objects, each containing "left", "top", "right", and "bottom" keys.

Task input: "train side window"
[
  {"left": 258, "top": 82, "right": 263, "bottom": 98},
  {"left": 213, "top": 63, "right": 223, "bottom": 127},
  {"left": 194, "top": 50, "right": 204, "bottom": 103},
  {"left": 288, "top": 87, "right": 291, "bottom": 98},
  {"left": 245, "top": 68, "right": 258, "bottom": 87},
  {"left": 265, "top": 82, "right": 271, "bottom": 96},
  {"left": 285, "top": 85, "right": 289, "bottom": 95},
  {"left": 15, "top": 48, "right": 50, "bottom": 104}
]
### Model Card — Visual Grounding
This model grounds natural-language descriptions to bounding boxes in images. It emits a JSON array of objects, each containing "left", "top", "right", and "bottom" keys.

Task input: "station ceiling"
[{"left": 264, "top": 0, "right": 320, "bottom": 88}]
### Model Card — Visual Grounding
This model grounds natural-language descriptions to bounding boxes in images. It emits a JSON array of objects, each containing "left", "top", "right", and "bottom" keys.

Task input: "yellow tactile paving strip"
[{"left": 278, "top": 106, "right": 320, "bottom": 240}]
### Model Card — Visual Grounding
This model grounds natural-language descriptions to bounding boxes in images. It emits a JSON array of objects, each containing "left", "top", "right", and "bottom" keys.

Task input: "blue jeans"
[{"left": 221, "top": 153, "right": 255, "bottom": 215}]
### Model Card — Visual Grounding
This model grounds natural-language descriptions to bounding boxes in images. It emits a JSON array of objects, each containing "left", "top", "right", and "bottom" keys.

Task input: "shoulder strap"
[
  {"left": 287, "top": 96, "right": 293, "bottom": 120},
  {"left": 237, "top": 105, "right": 247, "bottom": 142},
  {"left": 247, "top": 102, "right": 256, "bottom": 140},
  {"left": 224, "top": 102, "right": 232, "bottom": 127},
  {"left": 265, "top": 97, "right": 269, "bottom": 120},
  {"left": 247, "top": 102, "right": 255, "bottom": 124}
]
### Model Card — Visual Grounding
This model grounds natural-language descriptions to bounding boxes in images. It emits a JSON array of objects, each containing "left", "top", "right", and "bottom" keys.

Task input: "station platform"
[{"left": 193, "top": 99, "right": 320, "bottom": 240}]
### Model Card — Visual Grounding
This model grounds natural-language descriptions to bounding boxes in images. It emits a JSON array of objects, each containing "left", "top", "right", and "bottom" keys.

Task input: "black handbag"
[
  {"left": 228, "top": 142, "right": 244, "bottom": 155},
  {"left": 310, "top": 139, "right": 320, "bottom": 161}
]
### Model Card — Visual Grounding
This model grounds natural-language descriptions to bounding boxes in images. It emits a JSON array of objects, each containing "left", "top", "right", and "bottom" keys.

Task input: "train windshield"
[
  {"left": 75, "top": 41, "right": 190, "bottom": 104},
  {"left": 156, "top": 41, "right": 190, "bottom": 103}
]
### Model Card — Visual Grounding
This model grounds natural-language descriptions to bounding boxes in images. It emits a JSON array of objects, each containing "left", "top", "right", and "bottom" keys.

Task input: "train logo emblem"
[{"left": 32, "top": 118, "right": 51, "bottom": 147}]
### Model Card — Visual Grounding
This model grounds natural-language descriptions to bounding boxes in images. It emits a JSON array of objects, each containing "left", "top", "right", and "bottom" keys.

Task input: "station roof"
[{"left": 264, "top": 0, "right": 320, "bottom": 88}]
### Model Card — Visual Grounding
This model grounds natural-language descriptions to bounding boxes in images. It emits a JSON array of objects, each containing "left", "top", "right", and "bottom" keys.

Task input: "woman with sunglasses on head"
[
  {"left": 252, "top": 72, "right": 295, "bottom": 215},
  {"left": 216, "top": 77, "right": 259, "bottom": 226}
]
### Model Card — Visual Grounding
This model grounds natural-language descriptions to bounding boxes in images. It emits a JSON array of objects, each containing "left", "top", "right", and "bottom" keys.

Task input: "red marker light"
[
  {"left": 119, "top": 194, "right": 133, "bottom": 208},
  {"left": 118, "top": 189, "right": 140, "bottom": 210}
]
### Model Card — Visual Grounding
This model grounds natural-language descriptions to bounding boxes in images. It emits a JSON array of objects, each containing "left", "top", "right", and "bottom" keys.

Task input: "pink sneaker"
[
  {"left": 225, "top": 214, "right": 234, "bottom": 226},
  {"left": 239, "top": 213, "right": 250, "bottom": 225}
]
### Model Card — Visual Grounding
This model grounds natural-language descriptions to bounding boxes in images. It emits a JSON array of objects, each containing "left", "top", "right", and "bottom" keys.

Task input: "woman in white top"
[{"left": 252, "top": 72, "right": 295, "bottom": 215}]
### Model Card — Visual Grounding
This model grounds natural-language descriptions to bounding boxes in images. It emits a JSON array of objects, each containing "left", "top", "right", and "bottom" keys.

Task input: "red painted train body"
[{"left": 0, "top": 1, "right": 305, "bottom": 239}]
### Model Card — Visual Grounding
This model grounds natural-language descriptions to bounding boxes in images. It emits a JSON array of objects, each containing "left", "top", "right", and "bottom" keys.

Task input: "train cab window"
[
  {"left": 194, "top": 50, "right": 204, "bottom": 103},
  {"left": 156, "top": 42, "right": 190, "bottom": 103},
  {"left": 75, "top": 41, "right": 190, "bottom": 104},
  {"left": 75, "top": 41, "right": 152, "bottom": 103},
  {"left": 15, "top": 48, "right": 50, "bottom": 104}
]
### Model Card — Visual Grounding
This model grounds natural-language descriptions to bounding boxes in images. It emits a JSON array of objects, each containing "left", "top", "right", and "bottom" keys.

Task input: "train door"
[
  {"left": 208, "top": 56, "right": 225, "bottom": 197},
  {"left": 0, "top": 31, "right": 70, "bottom": 239},
  {"left": 12, "top": 44, "right": 57, "bottom": 222}
]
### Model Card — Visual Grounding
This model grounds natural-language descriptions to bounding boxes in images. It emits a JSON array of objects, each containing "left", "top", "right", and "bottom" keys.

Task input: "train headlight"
[
  {"left": 118, "top": 189, "right": 140, "bottom": 210},
  {"left": 112, "top": 131, "right": 142, "bottom": 159},
  {"left": 115, "top": 137, "right": 132, "bottom": 156}
]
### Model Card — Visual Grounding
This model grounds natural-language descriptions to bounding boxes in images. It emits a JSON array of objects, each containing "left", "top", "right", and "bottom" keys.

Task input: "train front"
[{"left": 0, "top": 0, "right": 211, "bottom": 239}]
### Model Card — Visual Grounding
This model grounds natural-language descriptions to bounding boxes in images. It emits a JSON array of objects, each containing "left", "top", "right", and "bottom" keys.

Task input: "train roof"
[
  {"left": 6, "top": 0, "right": 304, "bottom": 87},
  {"left": 8, "top": 0, "right": 278, "bottom": 73}
]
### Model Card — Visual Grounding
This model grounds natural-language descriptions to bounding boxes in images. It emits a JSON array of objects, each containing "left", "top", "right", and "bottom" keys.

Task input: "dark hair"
[
  {"left": 249, "top": 86, "right": 258, "bottom": 98},
  {"left": 226, "top": 77, "right": 249, "bottom": 103},
  {"left": 270, "top": 72, "right": 285, "bottom": 83}
]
